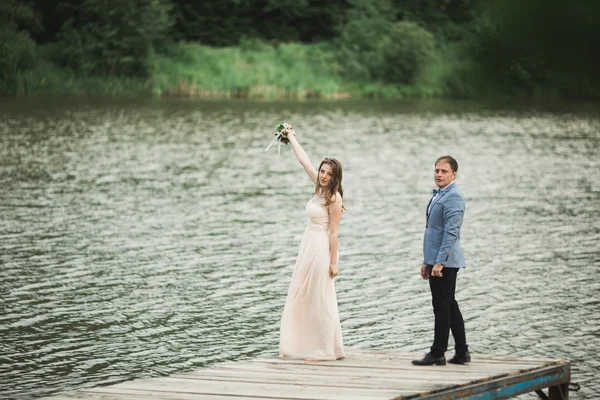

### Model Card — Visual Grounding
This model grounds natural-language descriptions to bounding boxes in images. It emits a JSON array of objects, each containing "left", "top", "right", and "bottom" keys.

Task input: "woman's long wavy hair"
[{"left": 315, "top": 158, "right": 346, "bottom": 212}]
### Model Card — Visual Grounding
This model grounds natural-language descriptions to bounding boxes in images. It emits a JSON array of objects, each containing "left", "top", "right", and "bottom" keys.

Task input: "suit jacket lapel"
[
  {"left": 426, "top": 185, "right": 454, "bottom": 224},
  {"left": 425, "top": 196, "right": 434, "bottom": 222},
  {"left": 426, "top": 194, "right": 440, "bottom": 225}
]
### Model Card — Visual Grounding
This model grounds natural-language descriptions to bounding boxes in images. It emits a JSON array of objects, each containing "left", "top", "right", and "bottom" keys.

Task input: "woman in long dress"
[{"left": 278, "top": 125, "right": 345, "bottom": 361}]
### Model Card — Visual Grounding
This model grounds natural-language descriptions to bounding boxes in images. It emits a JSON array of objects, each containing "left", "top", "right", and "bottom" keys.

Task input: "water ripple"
[{"left": 0, "top": 98, "right": 599, "bottom": 399}]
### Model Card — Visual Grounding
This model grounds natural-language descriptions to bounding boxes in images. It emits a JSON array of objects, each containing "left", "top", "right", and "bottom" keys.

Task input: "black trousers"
[{"left": 427, "top": 265, "right": 468, "bottom": 357}]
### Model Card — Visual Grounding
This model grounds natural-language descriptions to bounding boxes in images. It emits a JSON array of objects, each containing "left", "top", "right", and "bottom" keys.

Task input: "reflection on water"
[{"left": 1, "top": 98, "right": 599, "bottom": 399}]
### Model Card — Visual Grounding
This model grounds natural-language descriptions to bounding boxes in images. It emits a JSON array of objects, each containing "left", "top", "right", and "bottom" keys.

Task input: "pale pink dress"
[{"left": 279, "top": 193, "right": 345, "bottom": 360}]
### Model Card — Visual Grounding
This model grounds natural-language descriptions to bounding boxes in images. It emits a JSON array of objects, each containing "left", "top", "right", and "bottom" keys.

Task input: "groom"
[{"left": 412, "top": 156, "right": 470, "bottom": 366}]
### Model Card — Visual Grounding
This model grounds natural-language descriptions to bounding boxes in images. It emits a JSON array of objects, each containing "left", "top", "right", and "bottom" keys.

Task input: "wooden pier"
[{"left": 43, "top": 348, "right": 570, "bottom": 400}]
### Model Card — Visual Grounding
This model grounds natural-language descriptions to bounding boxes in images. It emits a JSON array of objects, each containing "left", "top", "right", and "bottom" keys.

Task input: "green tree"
[
  {"left": 29, "top": 0, "right": 79, "bottom": 44},
  {"left": 171, "top": 0, "right": 350, "bottom": 45},
  {"left": 0, "top": 1, "right": 38, "bottom": 93},
  {"left": 394, "top": 0, "right": 476, "bottom": 25},
  {"left": 335, "top": 17, "right": 394, "bottom": 80},
  {"left": 469, "top": 0, "right": 600, "bottom": 96},
  {"left": 380, "top": 21, "right": 436, "bottom": 84},
  {"left": 395, "top": 0, "right": 477, "bottom": 41},
  {"left": 54, "top": 0, "right": 174, "bottom": 76}
]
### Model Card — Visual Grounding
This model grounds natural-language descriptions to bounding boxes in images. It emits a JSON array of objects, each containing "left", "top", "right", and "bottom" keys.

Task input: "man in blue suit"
[{"left": 412, "top": 156, "right": 470, "bottom": 366}]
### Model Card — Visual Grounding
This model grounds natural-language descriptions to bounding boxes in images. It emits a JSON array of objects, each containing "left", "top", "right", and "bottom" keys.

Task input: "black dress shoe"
[
  {"left": 412, "top": 353, "right": 446, "bottom": 366},
  {"left": 448, "top": 351, "right": 471, "bottom": 364}
]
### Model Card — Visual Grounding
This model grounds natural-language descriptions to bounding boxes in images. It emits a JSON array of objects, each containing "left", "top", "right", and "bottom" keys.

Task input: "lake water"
[{"left": 1, "top": 97, "right": 599, "bottom": 399}]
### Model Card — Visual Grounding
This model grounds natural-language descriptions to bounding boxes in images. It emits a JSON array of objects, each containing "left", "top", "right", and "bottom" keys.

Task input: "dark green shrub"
[
  {"left": 379, "top": 21, "right": 435, "bottom": 84},
  {"left": 335, "top": 17, "right": 393, "bottom": 80},
  {"left": 468, "top": 0, "right": 600, "bottom": 97},
  {"left": 53, "top": 0, "right": 173, "bottom": 77},
  {"left": 0, "top": 1, "right": 37, "bottom": 93}
]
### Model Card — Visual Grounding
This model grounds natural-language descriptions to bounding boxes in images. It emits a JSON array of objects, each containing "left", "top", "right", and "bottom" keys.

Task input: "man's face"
[{"left": 434, "top": 161, "right": 456, "bottom": 189}]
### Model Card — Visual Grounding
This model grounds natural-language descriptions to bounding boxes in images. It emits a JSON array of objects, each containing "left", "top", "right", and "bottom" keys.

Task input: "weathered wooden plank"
[
  {"left": 96, "top": 376, "right": 414, "bottom": 400},
  {"left": 172, "top": 368, "right": 456, "bottom": 391},
  {"left": 251, "top": 357, "right": 551, "bottom": 373},
  {"left": 43, "top": 391, "right": 272, "bottom": 400},
  {"left": 194, "top": 362, "right": 501, "bottom": 381},
  {"left": 345, "top": 349, "right": 558, "bottom": 363},
  {"left": 181, "top": 364, "right": 490, "bottom": 381},
  {"left": 280, "top": 349, "right": 557, "bottom": 364}
]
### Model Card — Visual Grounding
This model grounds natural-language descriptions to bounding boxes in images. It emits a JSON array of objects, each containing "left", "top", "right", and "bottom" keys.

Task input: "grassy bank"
[
  {"left": 5, "top": 0, "right": 600, "bottom": 100},
  {"left": 151, "top": 40, "right": 346, "bottom": 99},
  {"left": 16, "top": 40, "right": 453, "bottom": 99}
]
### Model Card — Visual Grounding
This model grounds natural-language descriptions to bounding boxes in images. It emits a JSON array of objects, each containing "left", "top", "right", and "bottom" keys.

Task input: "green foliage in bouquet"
[{"left": 275, "top": 123, "right": 290, "bottom": 145}]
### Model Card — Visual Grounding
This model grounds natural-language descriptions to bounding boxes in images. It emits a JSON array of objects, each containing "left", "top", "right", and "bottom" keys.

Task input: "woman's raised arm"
[{"left": 286, "top": 130, "right": 318, "bottom": 184}]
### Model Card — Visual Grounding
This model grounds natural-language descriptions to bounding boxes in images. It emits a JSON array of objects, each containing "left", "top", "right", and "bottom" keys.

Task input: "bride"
[{"left": 278, "top": 125, "right": 345, "bottom": 361}]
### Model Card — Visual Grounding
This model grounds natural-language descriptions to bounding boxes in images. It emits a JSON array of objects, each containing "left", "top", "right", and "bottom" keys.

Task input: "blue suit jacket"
[{"left": 423, "top": 183, "right": 466, "bottom": 268}]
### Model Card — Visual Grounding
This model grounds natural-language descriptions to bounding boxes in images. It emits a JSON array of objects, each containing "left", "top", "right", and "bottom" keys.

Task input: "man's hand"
[
  {"left": 420, "top": 264, "right": 429, "bottom": 280},
  {"left": 431, "top": 263, "right": 444, "bottom": 278}
]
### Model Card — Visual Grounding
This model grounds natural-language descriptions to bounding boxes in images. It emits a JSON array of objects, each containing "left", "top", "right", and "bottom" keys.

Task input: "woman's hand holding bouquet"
[{"left": 265, "top": 123, "right": 296, "bottom": 154}]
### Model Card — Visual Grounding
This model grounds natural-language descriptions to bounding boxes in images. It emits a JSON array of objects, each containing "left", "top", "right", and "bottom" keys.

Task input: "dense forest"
[{"left": 2, "top": 0, "right": 599, "bottom": 98}]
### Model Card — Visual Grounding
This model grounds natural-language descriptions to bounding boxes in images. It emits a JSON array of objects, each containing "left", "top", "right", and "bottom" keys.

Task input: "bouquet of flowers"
[{"left": 264, "top": 123, "right": 294, "bottom": 155}]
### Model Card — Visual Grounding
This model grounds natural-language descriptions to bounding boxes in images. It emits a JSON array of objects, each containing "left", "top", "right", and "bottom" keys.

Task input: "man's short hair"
[{"left": 435, "top": 156, "right": 458, "bottom": 173}]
